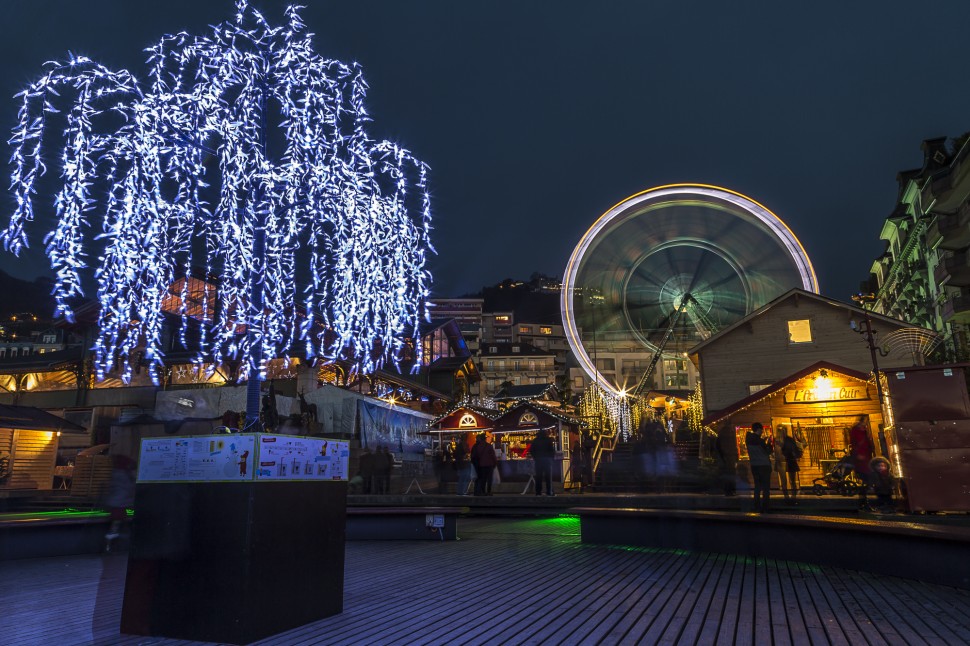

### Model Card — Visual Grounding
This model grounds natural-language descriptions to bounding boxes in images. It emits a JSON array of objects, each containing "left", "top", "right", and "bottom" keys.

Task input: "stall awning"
[{"left": 0, "top": 405, "right": 86, "bottom": 433}]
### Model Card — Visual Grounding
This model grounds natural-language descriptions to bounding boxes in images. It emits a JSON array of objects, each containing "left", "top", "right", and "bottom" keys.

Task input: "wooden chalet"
[
  {"left": 0, "top": 405, "right": 86, "bottom": 492},
  {"left": 702, "top": 360, "right": 882, "bottom": 485}
]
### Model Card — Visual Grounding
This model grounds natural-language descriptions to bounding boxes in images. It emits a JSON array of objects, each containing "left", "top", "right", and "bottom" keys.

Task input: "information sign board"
[
  {"left": 254, "top": 435, "right": 349, "bottom": 481},
  {"left": 136, "top": 433, "right": 349, "bottom": 483},
  {"left": 138, "top": 435, "right": 257, "bottom": 482}
]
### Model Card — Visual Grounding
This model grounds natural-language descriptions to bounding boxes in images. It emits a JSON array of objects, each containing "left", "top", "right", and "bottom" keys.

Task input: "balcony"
[
  {"left": 928, "top": 209, "right": 970, "bottom": 251},
  {"left": 942, "top": 294, "right": 970, "bottom": 325},
  {"left": 935, "top": 252, "right": 970, "bottom": 287}
]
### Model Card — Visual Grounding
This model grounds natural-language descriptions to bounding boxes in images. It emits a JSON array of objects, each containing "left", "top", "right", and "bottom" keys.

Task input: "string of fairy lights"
[{"left": 3, "top": 1, "right": 433, "bottom": 387}]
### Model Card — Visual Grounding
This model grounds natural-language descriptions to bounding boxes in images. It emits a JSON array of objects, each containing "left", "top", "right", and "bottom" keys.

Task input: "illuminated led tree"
[{"left": 3, "top": 1, "right": 434, "bottom": 426}]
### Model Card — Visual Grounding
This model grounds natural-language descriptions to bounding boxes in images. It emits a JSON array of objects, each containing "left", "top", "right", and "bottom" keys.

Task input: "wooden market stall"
[
  {"left": 703, "top": 361, "right": 885, "bottom": 488},
  {"left": 0, "top": 404, "right": 86, "bottom": 491}
]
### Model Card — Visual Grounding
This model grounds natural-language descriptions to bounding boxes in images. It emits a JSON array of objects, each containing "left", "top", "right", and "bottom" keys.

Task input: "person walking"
[
  {"left": 358, "top": 447, "right": 375, "bottom": 495},
  {"left": 780, "top": 426, "right": 805, "bottom": 504},
  {"left": 849, "top": 416, "right": 875, "bottom": 511},
  {"left": 772, "top": 428, "right": 788, "bottom": 500},
  {"left": 745, "top": 422, "right": 772, "bottom": 513},
  {"left": 570, "top": 440, "right": 585, "bottom": 493},
  {"left": 470, "top": 433, "right": 497, "bottom": 496},
  {"left": 530, "top": 428, "right": 556, "bottom": 496},
  {"left": 454, "top": 437, "right": 471, "bottom": 495},
  {"left": 380, "top": 446, "right": 394, "bottom": 494},
  {"left": 715, "top": 421, "right": 738, "bottom": 496}
]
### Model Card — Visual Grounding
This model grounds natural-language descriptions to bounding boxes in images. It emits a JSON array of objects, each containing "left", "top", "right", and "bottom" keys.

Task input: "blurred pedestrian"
[
  {"left": 454, "top": 436, "right": 471, "bottom": 495},
  {"left": 358, "top": 447, "right": 375, "bottom": 494},
  {"left": 470, "top": 433, "right": 497, "bottom": 496},
  {"left": 104, "top": 454, "right": 136, "bottom": 548},
  {"left": 530, "top": 428, "right": 556, "bottom": 496},
  {"left": 570, "top": 440, "right": 585, "bottom": 493},
  {"left": 745, "top": 422, "right": 772, "bottom": 513},
  {"left": 849, "top": 416, "right": 875, "bottom": 511},
  {"left": 379, "top": 446, "right": 394, "bottom": 494},
  {"left": 780, "top": 426, "right": 805, "bottom": 504},
  {"left": 869, "top": 456, "right": 895, "bottom": 513},
  {"left": 715, "top": 421, "right": 738, "bottom": 496}
]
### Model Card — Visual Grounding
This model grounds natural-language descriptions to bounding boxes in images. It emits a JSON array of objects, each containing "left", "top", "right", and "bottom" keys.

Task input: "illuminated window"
[
  {"left": 519, "top": 325, "right": 530, "bottom": 334},
  {"left": 787, "top": 319, "right": 813, "bottom": 344},
  {"left": 512, "top": 346, "right": 520, "bottom": 353},
  {"left": 539, "top": 326, "right": 552, "bottom": 335},
  {"left": 495, "top": 315, "right": 511, "bottom": 324},
  {"left": 573, "top": 376, "right": 584, "bottom": 389}
]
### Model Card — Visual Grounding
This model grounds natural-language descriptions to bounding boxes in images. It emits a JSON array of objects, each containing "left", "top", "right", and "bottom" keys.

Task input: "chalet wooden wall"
[
  {"left": 697, "top": 296, "right": 912, "bottom": 414},
  {"left": 0, "top": 429, "right": 58, "bottom": 490}
]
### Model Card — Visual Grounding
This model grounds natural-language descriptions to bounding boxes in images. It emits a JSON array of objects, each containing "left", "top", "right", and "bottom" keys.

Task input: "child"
[{"left": 869, "top": 457, "right": 895, "bottom": 513}]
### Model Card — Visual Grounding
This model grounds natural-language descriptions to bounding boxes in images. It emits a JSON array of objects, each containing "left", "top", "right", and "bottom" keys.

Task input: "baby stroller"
[{"left": 811, "top": 453, "right": 865, "bottom": 497}]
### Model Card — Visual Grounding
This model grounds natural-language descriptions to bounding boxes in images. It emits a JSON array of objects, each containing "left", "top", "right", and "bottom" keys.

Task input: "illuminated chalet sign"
[{"left": 783, "top": 385, "right": 869, "bottom": 404}]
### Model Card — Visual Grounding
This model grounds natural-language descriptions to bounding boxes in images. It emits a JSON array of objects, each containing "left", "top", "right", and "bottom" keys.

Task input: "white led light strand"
[{"left": 3, "top": 1, "right": 433, "bottom": 386}]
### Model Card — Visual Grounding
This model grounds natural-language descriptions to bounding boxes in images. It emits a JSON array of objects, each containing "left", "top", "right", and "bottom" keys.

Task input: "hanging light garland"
[{"left": 3, "top": 1, "right": 433, "bottom": 387}]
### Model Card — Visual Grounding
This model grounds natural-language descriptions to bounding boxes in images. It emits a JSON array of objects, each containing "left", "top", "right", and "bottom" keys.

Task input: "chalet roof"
[
  {"left": 688, "top": 288, "right": 920, "bottom": 357},
  {"left": 702, "top": 360, "right": 871, "bottom": 426},
  {"left": 0, "top": 404, "right": 86, "bottom": 433},
  {"left": 492, "top": 401, "right": 585, "bottom": 430},
  {"left": 428, "top": 405, "right": 500, "bottom": 431}
]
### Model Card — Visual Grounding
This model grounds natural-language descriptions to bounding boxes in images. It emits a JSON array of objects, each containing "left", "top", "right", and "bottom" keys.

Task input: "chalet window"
[
  {"left": 748, "top": 383, "right": 771, "bottom": 395},
  {"left": 787, "top": 319, "right": 813, "bottom": 344}
]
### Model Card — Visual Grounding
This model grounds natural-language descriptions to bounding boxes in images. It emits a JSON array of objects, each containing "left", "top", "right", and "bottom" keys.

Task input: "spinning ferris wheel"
[{"left": 561, "top": 184, "right": 818, "bottom": 397}]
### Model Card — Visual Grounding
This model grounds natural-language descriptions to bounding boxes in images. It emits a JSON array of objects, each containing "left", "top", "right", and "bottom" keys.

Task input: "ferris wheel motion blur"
[{"left": 561, "top": 184, "right": 818, "bottom": 398}]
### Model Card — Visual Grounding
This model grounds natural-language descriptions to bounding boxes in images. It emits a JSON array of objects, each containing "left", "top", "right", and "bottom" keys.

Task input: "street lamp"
[{"left": 851, "top": 293, "right": 891, "bottom": 456}]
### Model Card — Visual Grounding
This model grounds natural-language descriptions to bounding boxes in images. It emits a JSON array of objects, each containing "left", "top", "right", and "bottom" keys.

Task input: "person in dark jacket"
[
  {"left": 779, "top": 426, "right": 805, "bottom": 504},
  {"left": 745, "top": 422, "right": 772, "bottom": 513},
  {"left": 530, "top": 428, "right": 556, "bottom": 496},
  {"left": 715, "top": 421, "right": 739, "bottom": 496},
  {"left": 454, "top": 436, "right": 471, "bottom": 495},
  {"left": 869, "top": 456, "right": 895, "bottom": 513},
  {"left": 470, "top": 433, "right": 497, "bottom": 496},
  {"left": 358, "top": 447, "right": 375, "bottom": 494}
]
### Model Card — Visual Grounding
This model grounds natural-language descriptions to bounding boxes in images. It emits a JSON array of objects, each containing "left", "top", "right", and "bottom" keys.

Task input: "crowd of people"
[{"left": 715, "top": 415, "right": 895, "bottom": 514}]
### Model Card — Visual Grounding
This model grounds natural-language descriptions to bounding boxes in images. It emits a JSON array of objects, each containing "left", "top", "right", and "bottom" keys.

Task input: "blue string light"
[{"left": 3, "top": 1, "right": 434, "bottom": 387}]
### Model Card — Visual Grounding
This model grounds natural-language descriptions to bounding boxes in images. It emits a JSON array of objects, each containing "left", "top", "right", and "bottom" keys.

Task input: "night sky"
[{"left": 2, "top": 1, "right": 970, "bottom": 302}]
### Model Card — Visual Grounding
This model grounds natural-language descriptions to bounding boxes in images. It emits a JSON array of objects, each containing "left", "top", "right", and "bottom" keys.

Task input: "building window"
[
  {"left": 518, "top": 325, "right": 530, "bottom": 334},
  {"left": 489, "top": 347, "right": 497, "bottom": 354},
  {"left": 495, "top": 315, "right": 511, "bottom": 324},
  {"left": 573, "top": 376, "right": 584, "bottom": 389},
  {"left": 43, "top": 334, "right": 56, "bottom": 343},
  {"left": 539, "top": 326, "right": 552, "bottom": 335},
  {"left": 595, "top": 358, "right": 615, "bottom": 371},
  {"left": 38, "top": 349, "right": 45, "bottom": 354},
  {"left": 512, "top": 345, "right": 520, "bottom": 353},
  {"left": 528, "top": 360, "right": 536, "bottom": 371},
  {"left": 513, "top": 360, "right": 521, "bottom": 370},
  {"left": 787, "top": 319, "right": 813, "bottom": 344}
]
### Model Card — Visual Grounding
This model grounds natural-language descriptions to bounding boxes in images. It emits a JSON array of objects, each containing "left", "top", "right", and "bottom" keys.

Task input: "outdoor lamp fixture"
[
  {"left": 850, "top": 293, "right": 891, "bottom": 455},
  {"left": 813, "top": 369, "right": 833, "bottom": 399}
]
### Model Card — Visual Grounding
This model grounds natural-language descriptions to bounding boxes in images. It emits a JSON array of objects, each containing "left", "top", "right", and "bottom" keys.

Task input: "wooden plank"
[
  {"left": 764, "top": 557, "right": 792, "bottom": 646},
  {"left": 715, "top": 554, "right": 747, "bottom": 644},
  {"left": 5, "top": 516, "right": 970, "bottom": 646},
  {"left": 783, "top": 560, "right": 830, "bottom": 645}
]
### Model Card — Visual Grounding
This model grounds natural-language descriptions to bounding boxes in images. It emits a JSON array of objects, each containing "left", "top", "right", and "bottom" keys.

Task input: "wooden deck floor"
[{"left": 2, "top": 516, "right": 970, "bottom": 645}]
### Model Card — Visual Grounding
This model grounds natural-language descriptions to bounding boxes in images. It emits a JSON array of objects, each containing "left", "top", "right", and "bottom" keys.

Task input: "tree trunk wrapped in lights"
[{"left": 3, "top": 1, "right": 434, "bottom": 425}]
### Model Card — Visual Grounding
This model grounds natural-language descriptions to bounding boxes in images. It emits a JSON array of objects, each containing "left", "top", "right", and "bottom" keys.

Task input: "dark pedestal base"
[{"left": 121, "top": 481, "right": 346, "bottom": 644}]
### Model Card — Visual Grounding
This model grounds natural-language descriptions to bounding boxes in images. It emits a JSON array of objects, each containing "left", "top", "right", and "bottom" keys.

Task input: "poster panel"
[
  {"left": 358, "top": 399, "right": 432, "bottom": 460},
  {"left": 137, "top": 434, "right": 257, "bottom": 482},
  {"left": 254, "top": 435, "right": 349, "bottom": 481}
]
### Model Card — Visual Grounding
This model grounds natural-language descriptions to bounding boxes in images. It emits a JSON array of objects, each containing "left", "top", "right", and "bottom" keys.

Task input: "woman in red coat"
[{"left": 848, "top": 416, "right": 874, "bottom": 510}]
